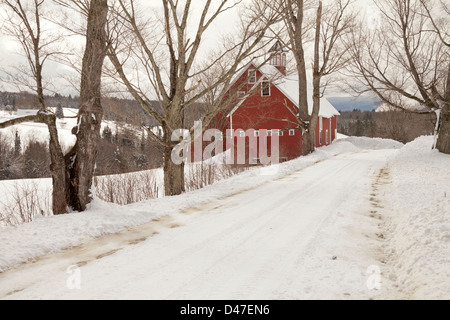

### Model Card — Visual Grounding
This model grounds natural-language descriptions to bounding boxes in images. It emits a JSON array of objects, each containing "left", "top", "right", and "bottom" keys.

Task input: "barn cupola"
[{"left": 268, "top": 40, "right": 287, "bottom": 75}]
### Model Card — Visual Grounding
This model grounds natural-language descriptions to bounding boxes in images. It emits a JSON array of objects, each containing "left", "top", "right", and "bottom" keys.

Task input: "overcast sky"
[{"left": 0, "top": 0, "right": 377, "bottom": 98}]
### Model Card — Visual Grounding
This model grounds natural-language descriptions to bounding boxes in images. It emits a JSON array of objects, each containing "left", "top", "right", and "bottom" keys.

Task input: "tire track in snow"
[{"left": 0, "top": 215, "right": 175, "bottom": 298}]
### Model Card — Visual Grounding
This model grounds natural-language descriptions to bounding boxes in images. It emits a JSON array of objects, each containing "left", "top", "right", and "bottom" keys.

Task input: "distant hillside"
[
  {"left": 0, "top": 91, "right": 205, "bottom": 128},
  {"left": 327, "top": 96, "right": 382, "bottom": 112}
]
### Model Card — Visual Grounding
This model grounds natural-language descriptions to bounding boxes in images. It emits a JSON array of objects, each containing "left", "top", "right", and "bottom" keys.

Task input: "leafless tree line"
[{"left": 338, "top": 109, "right": 435, "bottom": 143}]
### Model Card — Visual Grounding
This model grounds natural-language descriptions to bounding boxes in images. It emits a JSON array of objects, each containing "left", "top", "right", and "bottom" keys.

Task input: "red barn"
[{"left": 189, "top": 42, "right": 340, "bottom": 164}]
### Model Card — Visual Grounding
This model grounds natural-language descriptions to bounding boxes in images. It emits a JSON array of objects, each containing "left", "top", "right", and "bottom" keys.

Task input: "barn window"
[
  {"left": 239, "top": 130, "right": 245, "bottom": 137},
  {"left": 326, "top": 130, "right": 329, "bottom": 144},
  {"left": 262, "top": 80, "right": 270, "bottom": 96},
  {"left": 278, "top": 130, "right": 283, "bottom": 136},
  {"left": 254, "top": 130, "right": 260, "bottom": 137},
  {"left": 289, "top": 129, "right": 295, "bottom": 136},
  {"left": 237, "top": 91, "right": 246, "bottom": 98},
  {"left": 248, "top": 69, "right": 256, "bottom": 83},
  {"left": 281, "top": 53, "right": 286, "bottom": 66},
  {"left": 267, "top": 130, "right": 272, "bottom": 137},
  {"left": 272, "top": 53, "right": 281, "bottom": 66}
]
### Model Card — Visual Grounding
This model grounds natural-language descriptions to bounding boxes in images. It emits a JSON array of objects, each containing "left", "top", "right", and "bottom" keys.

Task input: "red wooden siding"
[{"left": 188, "top": 62, "right": 339, "bottom": 163}]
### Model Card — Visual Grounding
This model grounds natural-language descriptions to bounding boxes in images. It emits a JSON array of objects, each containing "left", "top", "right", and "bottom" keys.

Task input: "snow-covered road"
[{"left": 0, "top": 149, "right": 396, "bottom": 300}]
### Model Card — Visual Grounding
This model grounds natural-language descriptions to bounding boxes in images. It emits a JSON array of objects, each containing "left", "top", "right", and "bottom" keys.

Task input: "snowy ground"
[
  {"left": 0, "top": 136, "right": 449, "bottom": 300},
  {"left": 0, "top": 108, "right": 78, "bottom": 152},
  {"left": 380, "top": 136, "right": 450, "bottom": 299},
  {"left": 0, "top": 108, "right": 132, "bottom": 152}
]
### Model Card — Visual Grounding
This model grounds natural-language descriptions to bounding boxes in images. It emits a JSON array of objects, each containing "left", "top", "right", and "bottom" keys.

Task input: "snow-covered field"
[
  {"left": 0, "top": 108, "right": 134, "bottom": 151},
  {"left": 0, "top": 135, "right": 448, "bottom": 300},
  {"left": 0, "top": 109, "right": 78, "bottom": 152}
]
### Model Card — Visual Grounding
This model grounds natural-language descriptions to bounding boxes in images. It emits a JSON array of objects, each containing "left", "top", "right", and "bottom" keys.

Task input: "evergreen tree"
[
  {"left": 103, "top": 126, "right": 112, "bottom": 142},
  {"left": 14, "top": 131, "right": 21, "bottom": 156},
  {"left": 11, "top": 96, "right": 17, "bottom": 112},
  {"left": 55, "top": 104, "right": 64, "bottom": 118}
]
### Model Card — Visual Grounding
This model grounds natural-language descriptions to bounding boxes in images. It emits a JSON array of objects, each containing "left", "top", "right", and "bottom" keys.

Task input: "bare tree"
[
  {"left": 0, "top": 0, "right": 69, "bottom": 214},
  {"left": 420, "top": 0, "right": 450, "bottom": 153},
  {"left": 107, "top": 0, "right": 277, "bottom": 196},
  {"left": 278, "top": 0, "right": 312, "bottom": 155},
  {"left": 311, "top": 0, "right": 354, "bottom": 147},
  {"left": 344, "top": 0, "right": 449, "bottom": 153},
  {"left": 64, "top": 0, "right": 108, "bottom": 211},
  {"left": 0, "top": 0, "right": 108, "bottom": 214},
  {"left": 260, "top": 0, "right": 353, "bottom": 155}
]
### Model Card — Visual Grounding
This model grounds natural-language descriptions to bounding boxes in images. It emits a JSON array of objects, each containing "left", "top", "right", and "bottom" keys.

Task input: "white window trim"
[
  {"left": 279, "top": 130, "right": 283, "bottom": 136},
  {"left": 319, "top": 117, "right": 323, "bottom": 145},
  {"left": 267, "top": 130, "right": 272, "bottom": 137},
  {"left": 330, "top": 118, "right": 332, "bottom": 142},
  {"left": 254, "top": 130, "right": 259, "bottom": 137},
  {"left": 289, "top": 129, "right": 295, "bottom": 136},
  {"left": 248, "top": 69, "right": 256, "bottom": 84},
  {"left": 239, "top": 130, "right": 245, "bottom": 137},
  {"left": 261, "top": 80, "right": 271, "bottom": 97}
]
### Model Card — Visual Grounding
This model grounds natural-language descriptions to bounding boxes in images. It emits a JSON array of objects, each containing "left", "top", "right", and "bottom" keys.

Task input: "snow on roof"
[
  {"left": 273, "top": 74, "right": 340, "bottom": 118},
  {"left": 244, "top": 65, "right": 340, "bottom": 118},
  {"left": 258, "top": 64, "right": 283, "bottom": 79}
]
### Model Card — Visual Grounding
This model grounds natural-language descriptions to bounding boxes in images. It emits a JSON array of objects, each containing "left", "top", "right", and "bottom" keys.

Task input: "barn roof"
[
  {"left": 268, "top": 40, "right": 287, "bottom": 52},
  {"left": 229, "top": 64, "right": 340, "bottom": 119},
  {"left": 274, "top": 73, "right": 340, "bottom": 118}
]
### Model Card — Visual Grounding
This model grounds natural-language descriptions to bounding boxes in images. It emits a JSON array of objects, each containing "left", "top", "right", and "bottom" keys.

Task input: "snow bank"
[
  {"left": 339, "top": 136, "right": 403, "bottom": 150},
  {"left": 383, "top": 136, "right": 450, "bottom": 299},
  {"left": 0, "top": 136, "right": 402, "bottom": 273}
]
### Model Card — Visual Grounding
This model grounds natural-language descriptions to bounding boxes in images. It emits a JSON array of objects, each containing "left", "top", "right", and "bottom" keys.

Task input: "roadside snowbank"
[
  {"left": 0, "top": 136, "right": 402, "bottom": 273},
  {"left": 342, "top": 136, "right": 403, "bottom": 150},
  {"left": 383, "top": 136, "right": 450, "bottom": 299}
]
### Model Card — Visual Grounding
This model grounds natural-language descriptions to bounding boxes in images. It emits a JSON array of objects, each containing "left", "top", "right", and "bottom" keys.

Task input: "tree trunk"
[
  {"left": 436, "top": 63, "right": 450, "bottom": 154},
  {"left": 300, "top": 132, "right": 313, "bottom": 155},
  {"left": 436, "top": 106, "right": 450, "bottom": 154},
  {"left": 65, "top": 0, "right": 108, "bottom": 211},
  {"left": 44, "top": 114, "right": 69, "bottom": 214},
  {"left": 163, "top": 142, "right": 185, "bottom": 196},
  {"left": 302, "top": 0, "right": 322, "bottom": 156},
  {"left": 293, "top": 0, "right": 313, "bottom": 156}
]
